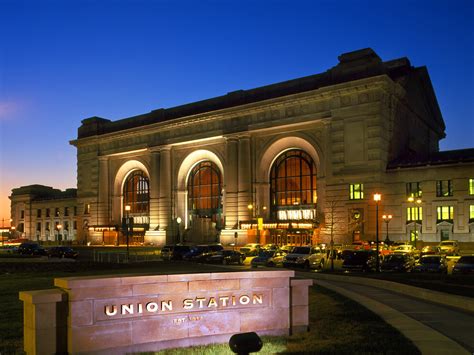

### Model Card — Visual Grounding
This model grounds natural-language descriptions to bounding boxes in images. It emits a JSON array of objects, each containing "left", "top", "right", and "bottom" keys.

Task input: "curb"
[{"left": 312, "top": 273, "right": 474, "bottom": 313}]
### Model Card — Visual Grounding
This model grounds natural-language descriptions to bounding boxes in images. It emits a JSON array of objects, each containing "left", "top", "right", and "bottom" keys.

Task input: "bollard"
[{"left": 229, "top": 332, "right": 262, "bottom": 355}]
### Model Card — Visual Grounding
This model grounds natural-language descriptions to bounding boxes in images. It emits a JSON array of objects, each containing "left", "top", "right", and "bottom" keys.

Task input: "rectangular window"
[
  {"left": 407, "top": 207, "right": 422, "bottom": 222},
  {"left": 73, "top": 206, "right": 77, "bottom": 216},
  {"left": 436, "top": 180, "right": 453, "bottom": 197},
  {"left": 470, "top": 205, "right": 474, "bottom": 221},
  {"left": 64, "top": 207, "right": 69, "bottom": 216},
  {"left": 470, "top": 179, "right": 474, "bottom": 195},
  {"left": 349, "top": 184, "right": 364, "bottom": 200},
  {"left": 73, "top": 221, "right": 77, "bottom": 230},
  {"left": 46, "top": 208, "right": 50, "bottom": 218},
  {"left": 46, "top": 222, "right": 50, "bottom": 231},
  {"left": 20, "top": 210, "right": 24, "bottom": 219},
  {"left": 84, "top": 203, "right": 90, "bottom": 215},
  {"left": 437, "top": 206, "right": 454, "bottom": 222},
  {"left": 406, "top": 182, "right": 422, "bottom": 198},
  {"left": 55, "top": 208, "right": 60, "bottom": 217},
  {"left": 37, "top": 209, "right": 42, "bottom": 218},
  {"left": 37, "top": 222, "right": 41, "bottom": 231}
]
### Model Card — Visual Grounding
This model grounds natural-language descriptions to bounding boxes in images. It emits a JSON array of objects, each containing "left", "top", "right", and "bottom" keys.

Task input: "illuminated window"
[
  {"left": 436, "top": 180, "right": 452, "bottom": 197},
  {"left": 437, "top": 206, "right": 454, "bottom": 222},
  {"left": 55, "top": 208, "right": 60, "bottom": 217},
  {"left": 123, "top": 170, "right": 150, "bottom": 215},
  {"left": 349, "top": 184, "right": 364, "bottom": 200},
  {"left": 187, "top": 161, "right": 222, "bottom": 222},
  {"left": 407, "top": 207, "right": 422, "bottom": 222},
  {"left": 270, "top": 150, "right": 317, "bottom": 217},
  {"left": 84, "top": 204, "right": 90, "bottom": 215},
  {"left": 470, "top": 179, "right": 474, "bottom": 195},
  {"left": 406, "top": 182, "right": 422, "bottom": 198},
  {"left": 470, "top": 205, "right": 474, "bottom": 222}
]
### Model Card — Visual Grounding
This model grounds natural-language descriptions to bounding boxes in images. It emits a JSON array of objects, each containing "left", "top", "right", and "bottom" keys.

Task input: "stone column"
[
  {"left": 97, "top": 156, "right": 109, "bottom": 225},
  {"left": 19, "top": 289, "right": 68, "bottom": 355},
  {"left": 158, "top": 146, "right": 172, "bottom": 232},
  {"left": 225, "top": 136, "right": 239, "bottom": 228},
  {"left": 238, "top": 135, "right": 252, "bottom": 221},
  {"left": 149, "top": 149, "right": 160, "bottom": 230}
]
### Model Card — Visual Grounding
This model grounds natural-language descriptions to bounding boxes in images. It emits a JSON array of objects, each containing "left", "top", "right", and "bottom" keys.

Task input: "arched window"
[
  {"left": 188, "top": 161, "right": 222, "bottom": 218},
  {"left": 270, "top": 150, "right": 317, "bottom": 218},
  {"left": 123, "top": 170, "right": 149, "bottom": 215}
]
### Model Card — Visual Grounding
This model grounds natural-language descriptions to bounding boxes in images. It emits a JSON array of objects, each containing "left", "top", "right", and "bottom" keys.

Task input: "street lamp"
[
  {"left": 382, "top": 214, "right": 393, "bottom": 245},
  {"left": 407, "top": 197, "right": 422, "bottom": 247},
  {"left": 176, "top": 217, "right": 182, "bottom": 244},
  {"left": 125, "top": 205, "right": 131, "bottom": 261},
  {"left": 57, "top": 224, "right": 62, "bottom": 244},
  {"left": 373, "top": 193, "right": 381, "bottom": 272}
]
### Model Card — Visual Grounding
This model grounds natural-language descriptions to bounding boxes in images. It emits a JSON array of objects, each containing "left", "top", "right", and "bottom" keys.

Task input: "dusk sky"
[{"left": 0, "top": 0, "right": 473, "bottom": 223}]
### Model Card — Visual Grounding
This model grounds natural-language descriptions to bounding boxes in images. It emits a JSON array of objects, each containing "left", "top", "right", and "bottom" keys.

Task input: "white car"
[
  {"left": 239, "top": 243, "right": 261, "bottom": 256},
  {"left": 437, "top": 240, "right": 460, "bottom": 256},
  {"left": 283, "top": 246, "right": 325, "bottom": 270}
]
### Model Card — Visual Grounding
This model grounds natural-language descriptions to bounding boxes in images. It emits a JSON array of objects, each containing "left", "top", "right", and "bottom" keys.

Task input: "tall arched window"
[
  {"left": 270, "top": 149, "right": 317, "bottom": 219},
  {"left": 123, "top": 170, "right": 150, "bottom": 215},
  {"left": 187, "top": 161, "right": 222, "bottom": 220}
]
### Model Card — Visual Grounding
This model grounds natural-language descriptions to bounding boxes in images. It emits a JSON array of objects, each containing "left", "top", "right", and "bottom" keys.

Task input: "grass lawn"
[{"left": 0, "top": 261, "right": 420, "bottom": 354}]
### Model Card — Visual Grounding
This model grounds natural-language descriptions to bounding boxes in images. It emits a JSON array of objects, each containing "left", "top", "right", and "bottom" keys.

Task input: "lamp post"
[
  {"left": 408, "top": 197, "right": 422, "bottom": 247},
  {"left": 125, "top": 205, "right": 131, "bottom": 261},
  {"left": 382, "top": 214, "right": 392, "bottom": 245},
  {"left": 373, "top": 193, "right": 381, "bottom": 272},
  {"left": 57, "top": 224, "right": 62, "bottom": 245},
  {"left": 176, "top": 217, "right": 182, "bottom": 244}
]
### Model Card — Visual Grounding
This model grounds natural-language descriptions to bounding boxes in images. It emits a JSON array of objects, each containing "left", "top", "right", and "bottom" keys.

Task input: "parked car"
[
  {"left": 239, "top": 243, "right": 261, "bottom": 256},
  {"left": 191, "top": 244, "right": 225, "bottom": 263},
  {"left": 207, "top": 250, "right": 245, "bottom": 265},
  {"left": 280, "top": 245, "right": 294, "bottom": 254},
  {"left": 437, "top": 240, "right": 460, "bottom": 256},
  {"left": 283, "top": 246, "right": 325, "bottom": 270},
  {"left": 48, "top": 246, "right": 79, "bottom": 259},
  {"left": 261, "top": 243, "right": 279, "bottom": 251},
  {"left": 452, "top": 255, "right": 474, "bottom": 274},
  {"left": 413, "top": 255, "right": 448, "bottom": 273},
  {"left": 380, "top": 253, "right": 415, "bottom": 272},
  {"left": 420, "top": 245, "right": 440, "bottom": 257},
  {"left": 393, "top": 245, "right": 420, "bottom": 259},
  {"left": 342, "top": 250, "right": 379, "bottom": 272},
  {"left": 160, "top": 245, "right": 192, "bottom": 261},
  {"left": 18, "top": 242, "right": 47, "bottom": 256},
  {"left": 251, "top": 250, "right": 278, "bottom": 268},
  {"left": 266, "top": 250, "right": 288, "bottom": 267}
]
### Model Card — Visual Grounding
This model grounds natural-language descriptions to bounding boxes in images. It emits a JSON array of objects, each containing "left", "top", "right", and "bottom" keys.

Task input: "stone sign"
[{"left": 20, "top": 270, "right": 312, "bottom": 354}]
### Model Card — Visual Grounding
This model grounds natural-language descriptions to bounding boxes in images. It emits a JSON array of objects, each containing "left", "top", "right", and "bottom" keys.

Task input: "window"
[
  {"left": 46, "top": 208, "right": 50, "bottom": 218},
  {"left": 123, "top": 170, "right": 150, "bottom": 215},
  {"left": 36, "top": 222, "right": 41, "bottom": 231},
  {"left": 37, "top": 209, "right": 42, "bottom": 218},
  {"left": 437, "top": 206, "right": 454, "bottom": 222},
  {"left": 20, "top": 210, "right": 24, "bottom": 219},
  {"left": 270, "top": 150, "right": 317, "bottom": 208},
  {"left": 84, "top": 203, "right": 90, "bottom": 215},
  {"left": 470, "top": 179, "right": 474, "bottom": 195},
  {"left": 470, "top": 205, "right": 474, "bottom": 222},
  {"left": 74, "top": 206, "right": 77, "bottom": 216},
  {"left": 407, "top": 207, "right": 422, "bottom": 222},
  {"left": 406, "top": 182, "right": 422, "bottom": 198},
  {"left": 73, "top": 221, "right": 77, "bottom": 230},
  {"left": 349, "top": 184, "right": 364, "bottom": 200},
  {"left": 188, "top": 161, "right": 222, "bottom": 218},
  {"left": 64, "top": 207, "right": 69, "bottom": 216},
  {"left": 436, "top": 180, "right": 453, "bottom": 197},
  {"left": 45, "top": 222, "right": 50, "bottom": 231},
  {"left": 55, "top": 208, "right": 60, "bottom": 217},
  {"left": 64, "top": 221, "right": 69, "bottom": 231}
]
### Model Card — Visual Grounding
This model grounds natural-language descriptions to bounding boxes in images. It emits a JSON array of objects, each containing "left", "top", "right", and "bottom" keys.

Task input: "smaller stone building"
[{"left": 9, "top": 185, "right": 78, "bottom": 242}]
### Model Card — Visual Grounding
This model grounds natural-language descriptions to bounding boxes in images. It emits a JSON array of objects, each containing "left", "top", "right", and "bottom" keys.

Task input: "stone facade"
[{"left": 10, "top": 48, "right": 474, "bottom": 245}]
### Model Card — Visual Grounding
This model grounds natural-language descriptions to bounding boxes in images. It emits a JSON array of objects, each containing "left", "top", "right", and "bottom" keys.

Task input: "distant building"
[{"left": 10, "top": 48, "right": 474, "bottom": 246}]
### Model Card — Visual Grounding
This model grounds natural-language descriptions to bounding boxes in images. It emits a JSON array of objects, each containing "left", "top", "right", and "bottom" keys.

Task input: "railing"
[{"left": 92, "top": 249, "right": 161, "bottom": 263}]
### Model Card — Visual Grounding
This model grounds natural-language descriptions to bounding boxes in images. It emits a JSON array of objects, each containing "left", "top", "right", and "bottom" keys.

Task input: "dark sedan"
[
  {"left": 48, "top": 246, "right": 79, "bottom": 259},
  {"left": 342, "top": 250, "right": 379, "bottom": 272},
  {"left": 452, "top": 255, "right": 474, "bottom": 274},
  {"left": 18, "top": 242, "right": 47, "bottom": 256},
  {"left": 413, "top": 255, "right": 448, "bottom": 273},
  {"left": 207, "top": 250, "right": 245, "bottom": 265},
  {"left": 381, "top": 253, "right": 415, "bottom": 272}
]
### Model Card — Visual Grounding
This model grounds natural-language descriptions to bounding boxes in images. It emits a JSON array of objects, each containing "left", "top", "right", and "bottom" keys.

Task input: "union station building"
[{"left": 10, "top": 48, "right": 474, "bottom": 246}]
